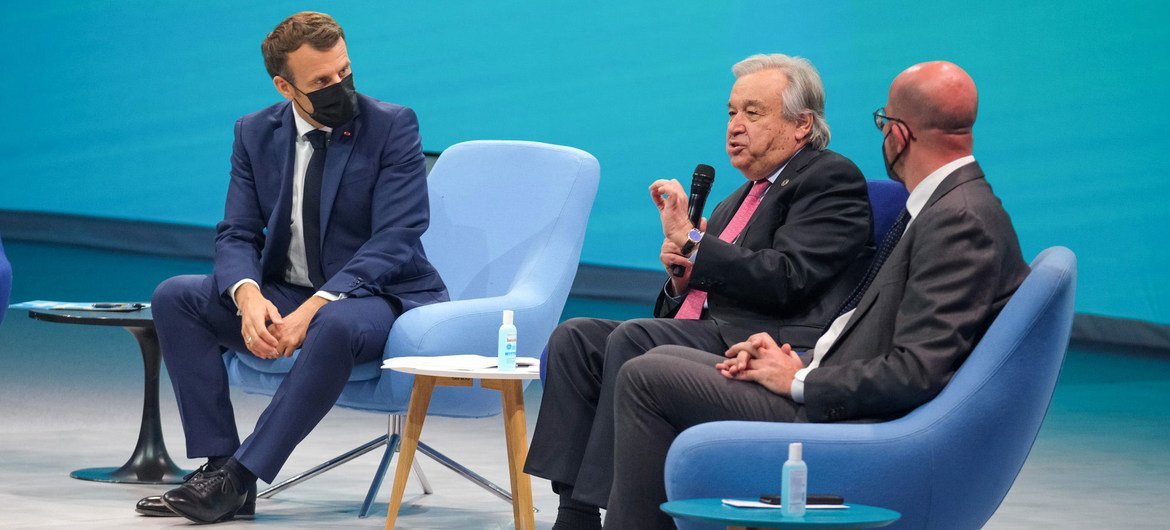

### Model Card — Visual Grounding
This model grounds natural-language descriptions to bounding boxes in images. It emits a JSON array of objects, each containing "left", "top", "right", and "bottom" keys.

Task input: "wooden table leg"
[
  {"left": 486, "top": 379, "right": 535, "bottom": 530},
  {"left": 385, "top": 375, "right": 436, "bottom": 530}
]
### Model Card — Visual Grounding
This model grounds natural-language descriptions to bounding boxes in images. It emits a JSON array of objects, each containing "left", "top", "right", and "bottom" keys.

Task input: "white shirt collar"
[
  {"left": 292, "top": 103, "right": 332, "bottom": 140},
  {"left": 904, "top": 155, "right": 976, "bottom": 220}
]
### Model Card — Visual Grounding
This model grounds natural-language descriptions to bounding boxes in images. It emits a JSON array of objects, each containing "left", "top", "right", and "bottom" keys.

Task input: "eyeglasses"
[{"left": 873, "top": 107, "right": 916, "bottom": 140}]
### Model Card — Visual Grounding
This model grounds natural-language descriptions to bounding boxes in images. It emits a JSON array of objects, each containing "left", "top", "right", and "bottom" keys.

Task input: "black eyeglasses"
[{"left": 873, "top": 107, "right": 916, "bottom": 140}]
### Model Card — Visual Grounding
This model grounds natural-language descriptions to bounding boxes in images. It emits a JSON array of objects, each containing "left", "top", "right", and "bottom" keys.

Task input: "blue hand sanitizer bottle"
[
  {"left": 498, "top": 310, "right": 517, "bottom": 371},
  {"left": 781, "top": 442, "right": 807, "bottom": 517}
]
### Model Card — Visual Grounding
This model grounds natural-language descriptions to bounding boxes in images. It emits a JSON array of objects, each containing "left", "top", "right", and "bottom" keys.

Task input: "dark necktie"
[
  {"left": 302, "top": 130, "right": 328, "bottom": 289},
  {"left": 831, "top": 208, "right": 911, "bottom": 321}
]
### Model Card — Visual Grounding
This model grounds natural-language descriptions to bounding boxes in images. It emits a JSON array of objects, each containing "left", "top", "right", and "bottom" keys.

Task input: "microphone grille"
[{"left": 692, "top": 164, "right": 715, "bottom": 188}]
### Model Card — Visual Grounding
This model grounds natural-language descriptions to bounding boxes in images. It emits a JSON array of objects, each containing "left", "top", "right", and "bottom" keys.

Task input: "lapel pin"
[
  {"left": 781, "top": 178, "right": 790, "bottom": 187},
  {"left": 343, "top": 130, "right": 352, "bottom": 137}
]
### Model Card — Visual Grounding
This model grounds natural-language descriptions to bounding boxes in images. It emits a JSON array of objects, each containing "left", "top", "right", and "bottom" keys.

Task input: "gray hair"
[{"left": 732, "top": 54, "right": 830, "bottom": 149}]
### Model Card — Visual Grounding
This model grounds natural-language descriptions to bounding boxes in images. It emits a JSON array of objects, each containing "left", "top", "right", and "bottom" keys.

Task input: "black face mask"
[
  {"left": 292, "top": 74, "right": 359, "bottom": 128},
  {"left": 881, "top": 129, "right": 906, "bottom": 184}
]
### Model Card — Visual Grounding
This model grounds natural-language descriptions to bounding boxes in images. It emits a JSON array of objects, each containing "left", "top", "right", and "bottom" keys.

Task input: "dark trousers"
[
  {"left": 523, "top": 317, "right": 728, "bottom": 508},
  {"left": 605, "top": 345, "right": 804, "bottom": 529},
  {"left": 152, "top": 274, "right": 394, "bottom": 483}
]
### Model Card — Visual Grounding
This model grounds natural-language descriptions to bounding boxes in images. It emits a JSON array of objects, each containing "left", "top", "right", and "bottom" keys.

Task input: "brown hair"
[{"left": 261, "top": 11, "right": 345, "bottom": 83}]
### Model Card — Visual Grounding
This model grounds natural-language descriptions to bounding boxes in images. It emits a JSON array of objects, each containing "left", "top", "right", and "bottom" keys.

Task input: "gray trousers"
[
  {"left": 524, "top": 317, "right": 727, "bottom": 508},
  {"left": 604, "top": 345, "right": 806, "bottom": 530}
]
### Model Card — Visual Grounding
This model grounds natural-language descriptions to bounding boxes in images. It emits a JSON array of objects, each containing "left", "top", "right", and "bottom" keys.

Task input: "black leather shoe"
[
  {"left": 135, "top": 494, "right": 177, "bottom": 517},
  {"left": 136, "top": 489, "right": 255, "bottom": 519},
  {"left": 136, "top": 462, "right": 218, "bottom": 517},
  {"left": 161, "top": 469, "right": 256, "bottom": 524},
  {"left": 135, "top": 462, "right": 257, "bottom": 518}
]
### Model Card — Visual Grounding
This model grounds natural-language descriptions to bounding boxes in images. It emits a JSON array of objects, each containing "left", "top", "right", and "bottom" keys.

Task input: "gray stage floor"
[{"left": 1, "top": 241, "right": 1168, "bottom": 528}]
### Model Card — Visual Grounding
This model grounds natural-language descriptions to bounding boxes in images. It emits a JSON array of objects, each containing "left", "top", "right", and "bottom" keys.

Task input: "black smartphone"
[{"left": 760, "top": 493, "right": 844, "bottom": 505}]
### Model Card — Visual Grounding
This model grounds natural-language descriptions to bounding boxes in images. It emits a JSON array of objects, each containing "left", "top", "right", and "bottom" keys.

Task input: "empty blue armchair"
[
  {"left": 664, "top": 246, "right": 1077, "bottom": 529},
  {"left": 225, "top": 140, "right": 600, "bottom": 515},
  {"left": 0, "top": 233, "right": 11, "bottom": 325}
]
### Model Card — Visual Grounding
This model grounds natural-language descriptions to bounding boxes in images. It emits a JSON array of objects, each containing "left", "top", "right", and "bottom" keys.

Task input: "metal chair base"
[{"left": 256, "top": 415, "right": 514, "bottom": 518}]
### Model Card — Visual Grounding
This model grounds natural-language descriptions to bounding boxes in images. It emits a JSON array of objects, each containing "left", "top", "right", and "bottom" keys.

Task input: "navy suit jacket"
[{"left": 213, "top": 94, "right": 448, "bottom": 312}]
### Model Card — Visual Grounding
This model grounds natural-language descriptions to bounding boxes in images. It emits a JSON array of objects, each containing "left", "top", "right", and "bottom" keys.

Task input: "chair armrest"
[
  {"left": 376, "top": 294, "right": 550, "bottom": 413},
  {"left": 384, "top": 293, "right": 548, "bottom": 360},
  {"left": 665, "top": 420, "right": 932, "bottom": 508}
]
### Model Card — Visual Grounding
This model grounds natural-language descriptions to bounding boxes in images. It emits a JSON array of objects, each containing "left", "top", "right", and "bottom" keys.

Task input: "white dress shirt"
[
  {"left": 229, "top": 109, "right": 342, "bottom": 308},
  {"left": 790, "top": 156, "right": 976, "bottom": 403}
]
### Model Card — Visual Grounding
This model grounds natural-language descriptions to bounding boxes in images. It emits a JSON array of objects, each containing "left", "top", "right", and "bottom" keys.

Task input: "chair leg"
[
  {"left": 359, "top": 432, "right": 400, "bottom": 518},
  {"left": 358, "top": 416, "right": 434, "bottom": 518},
  {"left": 258, "top": 413, "right": 516, "bottom": 517},
  {"left": 395, "top": 414, "right": 435, "bottom": 495},
  {"left": 258, "top": 434, "right": 389, "bottom": 499},
  {"left": 417, "top": 441, "right": 513, "bottom": 504},
  {"left": 412, "top": 458, "right": 434, "bottom": 495}
]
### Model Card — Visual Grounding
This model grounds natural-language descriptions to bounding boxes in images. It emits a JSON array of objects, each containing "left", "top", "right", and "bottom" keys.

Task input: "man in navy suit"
[{"left": 134, "top": 12, "right": 447, "bottom": 523}]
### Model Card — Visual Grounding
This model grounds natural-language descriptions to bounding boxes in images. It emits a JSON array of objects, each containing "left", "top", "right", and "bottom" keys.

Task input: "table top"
[
  {"left": 383, "top": 355, "right": 541, "bottom": 380},
  {"left": 28, "top": 306, "right": 154, "bottom": 328},
  {"left": 661, "top": 498, "right": 900, "bottom": 529}
]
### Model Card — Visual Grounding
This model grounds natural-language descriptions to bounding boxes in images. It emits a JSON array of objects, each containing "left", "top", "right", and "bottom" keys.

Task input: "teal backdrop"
[{"left": 2, "top": 1, "right": 1167, "bottom": 325}]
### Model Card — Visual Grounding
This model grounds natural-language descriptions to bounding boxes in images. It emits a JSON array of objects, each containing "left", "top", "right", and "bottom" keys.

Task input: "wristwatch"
[{"left": 679, "top": 228, "right": 703, "bottom": 256}]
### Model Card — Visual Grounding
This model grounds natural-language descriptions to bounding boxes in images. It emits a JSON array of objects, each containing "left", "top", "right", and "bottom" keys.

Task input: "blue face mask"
[{"left": 292, "top": 74, "right": 359, "bottom": 128}]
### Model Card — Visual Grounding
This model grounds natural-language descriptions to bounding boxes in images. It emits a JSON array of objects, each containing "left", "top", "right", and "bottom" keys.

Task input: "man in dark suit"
[
  {"left": 134, "top": 12, "right": 447, "bottom": 524},
  {"left": 525, "top": 54, "right": 873, "bottom": 530},
  {"left": 603, "top": 61, "right": 1030, "bottom": 529}
]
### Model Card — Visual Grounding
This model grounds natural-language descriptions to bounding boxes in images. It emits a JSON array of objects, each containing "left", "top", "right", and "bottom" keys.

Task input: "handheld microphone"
[{"left": 670, "top": 164, "right": 715, "bottom": 277}]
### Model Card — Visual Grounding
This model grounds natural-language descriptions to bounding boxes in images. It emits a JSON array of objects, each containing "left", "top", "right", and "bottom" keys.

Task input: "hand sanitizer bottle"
[
  {"left": 781, "top": 442, "right": 807, "bottom": 516},
  {"left": 498, "top": 310, "right": 517, "bottom": 372}
]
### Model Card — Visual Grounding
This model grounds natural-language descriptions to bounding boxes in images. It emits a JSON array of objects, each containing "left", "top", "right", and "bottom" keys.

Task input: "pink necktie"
[{"left": 675, "top": 179, "right": 771, "bottom": 320}]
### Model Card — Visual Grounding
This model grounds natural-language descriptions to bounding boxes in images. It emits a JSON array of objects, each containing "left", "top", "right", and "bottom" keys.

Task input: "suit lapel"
[
  {"left": 821, "top": 161, "right": 985, "bottom": 360},
  {"left": 264, "top": 105, "right": 297, "bottom": 276},
  {"left": 923, "top": 161, "right": 983, "bottom": 211},
  {"left": 318, "top": 113, "right": 361, "bottom": 246},
  {"left": 830, "top": 286, "right": 883, "bottom": 351},
  {"left": 735, "top": 147, "right": 820, "bottom": 245}
]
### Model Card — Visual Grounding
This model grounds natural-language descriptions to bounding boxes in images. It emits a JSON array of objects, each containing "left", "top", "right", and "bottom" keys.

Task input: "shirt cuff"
[
  {"left": 230, "top": 279, "right": 260, "bottom": 315},
  {"left": 663, "top": 282, "right": 685, "bottom": 302},
  {"left": 314, "top": 290, "right": 343, "bottom": 302},
  {"left": 791, "top": 367, "right": 812, "bottom": 403}
]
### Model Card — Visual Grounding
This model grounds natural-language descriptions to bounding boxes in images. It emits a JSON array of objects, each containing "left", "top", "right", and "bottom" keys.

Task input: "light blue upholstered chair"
[
  {"left": 0, "top": 232, "right": 11, "bottom": 325},
  {"left": 538, "top": 179, "right": 910, "bottom": 385},
  {"left": 664, "top": 246, "right": 1077, "bottom": 529},
  {"left": 225, "top": 140, "right": 600, "bottom": 516}
]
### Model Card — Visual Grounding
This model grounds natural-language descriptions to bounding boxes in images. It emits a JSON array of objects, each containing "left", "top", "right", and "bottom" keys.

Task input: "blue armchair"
[
  {"left": 0, "top": 233, "right": 11, "bottom": 325},
  {"left": 225, "top": 140, "right": 600, "bottom": 515},
  {"left": 864, "top": 180, "right": 909, "bottom": 247},
  {"left": 539, "top": 179, "right": 910, "bottom": 385},
  {"left": 664, "top": 246, "right": 1077, "bottom": 529}
]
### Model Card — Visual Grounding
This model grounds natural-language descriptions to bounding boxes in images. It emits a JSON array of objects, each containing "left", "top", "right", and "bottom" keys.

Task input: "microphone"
[{"left": 670, "top": 164, "right": 715, "bottom": 277}]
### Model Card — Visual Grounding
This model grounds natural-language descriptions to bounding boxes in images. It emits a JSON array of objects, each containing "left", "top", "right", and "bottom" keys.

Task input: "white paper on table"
[
  {"left": 721, "top": 499, "right": 848, "bottom": 509},
  {"left": 382, "top": 354, "right": 539, "bottom": 372}
]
